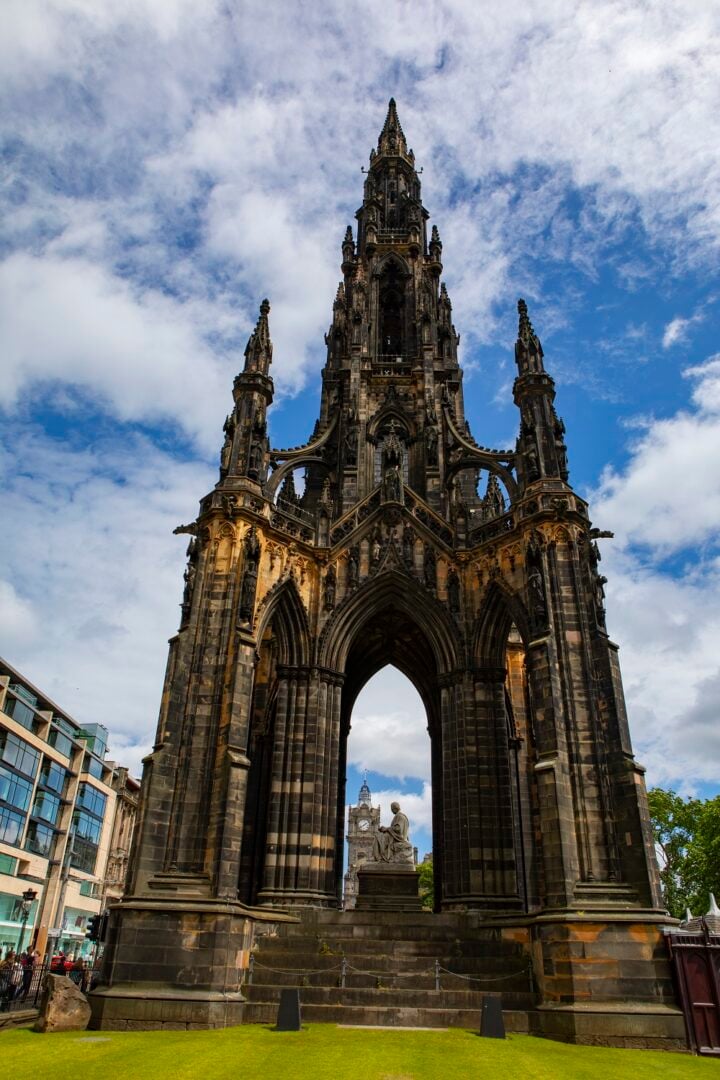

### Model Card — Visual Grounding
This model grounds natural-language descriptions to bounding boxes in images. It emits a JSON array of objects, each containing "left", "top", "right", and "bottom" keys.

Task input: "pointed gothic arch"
[{"left": 254, "top": 576, "right": 311, "bottom": 668}]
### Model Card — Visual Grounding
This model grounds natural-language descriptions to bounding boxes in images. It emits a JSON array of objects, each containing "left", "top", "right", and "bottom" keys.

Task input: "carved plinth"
[{"left": 355, "top": 864, "right": 423, "bottom": 912}]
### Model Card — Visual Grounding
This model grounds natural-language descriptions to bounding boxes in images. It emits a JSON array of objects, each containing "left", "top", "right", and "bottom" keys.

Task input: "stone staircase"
[{"left": 242, "top": 909, "right": 536, "bottom": 1030}]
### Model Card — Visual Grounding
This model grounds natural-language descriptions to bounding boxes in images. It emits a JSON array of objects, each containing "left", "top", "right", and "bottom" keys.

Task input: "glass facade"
[
  {"left": 0, "top": 764, "right": 34, "bottom": 812},
  {"left": 76, "top": 783, "right": 107, "bottom": 820},
  {"left": 24, "top": 820, "right": 56, "bottom": 858},
  {"left": 1, "top": 665, "right": 117, "bottom": 957},
  {"left": 32, "top": 789, "right": 62, "bottom": 825},
  {"left": 0, "top": 730, "right": 40, "bottom": 778},
  {"left": 3, "top": 694, "right": 36, "bottom": 731},
  {"left": 47, "top": 726, "right": 74, "bottom": 757},
  {"left": 39, "top": 758, "right": 67, "bottom": 795},
  {"left": 0, "top": 805, "right": 25, "bottom": 845}
]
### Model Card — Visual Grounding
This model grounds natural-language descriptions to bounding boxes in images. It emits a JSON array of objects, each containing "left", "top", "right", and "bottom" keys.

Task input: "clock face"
[{"left": 358, "top": 819, "right": 371, "bottom": 831}]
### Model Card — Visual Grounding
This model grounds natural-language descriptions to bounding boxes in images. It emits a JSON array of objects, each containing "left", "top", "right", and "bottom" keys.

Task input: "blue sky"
[{"left": 2, "top": 1, "right": 720, "bottom": 864}]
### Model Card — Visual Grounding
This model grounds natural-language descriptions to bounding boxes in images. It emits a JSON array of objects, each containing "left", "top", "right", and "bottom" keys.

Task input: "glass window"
[
  {"left": 70, "top": 835, "right": 97, "bottom": 874},
  {"left": 24, "top": 821, "right": 55, "bottom": 858},
  {"left": 0, "top": 853, "right": 17, "bottom": 874},
  {"left": 79, "top": 880, "right": 97, "bottom": 898},
  {"left": 47, "top": 727, "right": 74, "bottom": 757},
  {"left": 72, "top": 809, "right": 102, "bottom": 843},
  {"left": 0, "top": 805, "right": 25, "bottom": 846},
  {"left": 82, "top": 754, "right": 104, "bottom": 780},
  {"left": 0, "top": 731, "right": 40, "bottom": 778},
  {"left": 39, "top": 758, "right": 67, "bottom": 795},
  {"left": 32, "top": 790, "right": 61, "bottom": 825},
  {"left": 77, "top": 783, "right": 107, "bottom": 820},
  {"left": 3, "top": 695, "right": 36, "bottom": 731},
  {"left": 0, "top": 764, "right": 34, "bottom": 812}
]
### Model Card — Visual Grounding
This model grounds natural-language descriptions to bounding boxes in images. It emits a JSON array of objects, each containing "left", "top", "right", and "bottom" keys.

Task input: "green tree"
[
  {"left": 418, "top": 859, "right": 434, "bottom": 910},
  {"left": 648, "top": 788, "right": 720, "bottom": 918}
]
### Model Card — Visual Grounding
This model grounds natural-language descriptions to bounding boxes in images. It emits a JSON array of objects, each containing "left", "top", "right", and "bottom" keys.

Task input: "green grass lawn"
[{"left": 1, "top": 1024, "right": 716, "bottom": 1080}]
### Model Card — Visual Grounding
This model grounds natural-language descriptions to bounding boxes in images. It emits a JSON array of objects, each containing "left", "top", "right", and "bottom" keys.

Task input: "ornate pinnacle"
[
  {"left": 344, "top": 225, "right": 353, "bottom": 243},
  {"left": 243, "top": 297, "right": 273, "bottom": 373},
  {"left": 514, "top": 298, "right": 544, "bottom": 376},
  {"left": 517, "top": 298, "right": 536, "bottom": 342},
  {"left": 377, "top": 97, "right": 408, "bottom": 158}
]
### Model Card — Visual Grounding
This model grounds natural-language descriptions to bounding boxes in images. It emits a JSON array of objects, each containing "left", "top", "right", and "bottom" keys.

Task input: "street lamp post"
[{"left": 16, "top": 888, "right": 38, "bottom": 953}]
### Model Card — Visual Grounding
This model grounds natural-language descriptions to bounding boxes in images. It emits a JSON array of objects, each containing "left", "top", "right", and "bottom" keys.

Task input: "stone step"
[
  {"left": 253, "top": 941, "right": 524, "bottom": 967},
  {"left": 248, "top": 959, "right": 528, "bottom": 989},
  {"left": 244, "top": 982, "right": 535, "bottom": 1008},
  {"left": 248, "top": 971, "right": 533, "bottom": 997},
  {"left": 267, "top": 921, "right": 514, "bottom": 942},
  {"left": 249, "top": 953, "right": 529, "bottom": 982},
  {"left": 242, "top": 999, "right": 532, "bottom": 1031}
]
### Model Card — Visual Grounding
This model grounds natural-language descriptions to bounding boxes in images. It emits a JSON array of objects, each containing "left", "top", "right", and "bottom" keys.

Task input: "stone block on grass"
[{"left": 35, "top": 974, "right": 91, "bottom": 1033}]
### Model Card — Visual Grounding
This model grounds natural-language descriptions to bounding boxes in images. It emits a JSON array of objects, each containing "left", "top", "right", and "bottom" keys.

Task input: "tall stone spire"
[{"left": 513, "top": 299, "right": 568, "bottom": 485}]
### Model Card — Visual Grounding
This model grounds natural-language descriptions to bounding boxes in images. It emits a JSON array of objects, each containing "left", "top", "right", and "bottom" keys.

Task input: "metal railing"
[{"left": 0, "top": 960, "right": 50, "bottom": 1013}]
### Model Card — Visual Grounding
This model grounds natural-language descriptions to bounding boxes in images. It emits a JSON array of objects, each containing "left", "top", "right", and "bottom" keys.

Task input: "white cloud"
[
  {"left": 0, "top": 252, "right": 234, "bottom": 453},
  {"left": 594, "top": 357, "right": 720, "bottom": 552},
  {"left": 662, "top": 312, "right": 703, "bottom": 348},
  {"left": 371, "top": 783, "right": 434, "bottom": 836},
  {"left": 0, "top": 424, "right": 214, "bottom": 778},
  {"left": 593, "top": 354, "right": 720, "bottom": 789},
  {"left": 347, "top": 668, "right": 431, "bottom": 782}
]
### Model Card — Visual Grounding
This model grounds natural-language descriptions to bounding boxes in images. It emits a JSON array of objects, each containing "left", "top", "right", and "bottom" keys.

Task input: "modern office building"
[{"left": 0, "top": 657, "right": 117, "bottom": 960}]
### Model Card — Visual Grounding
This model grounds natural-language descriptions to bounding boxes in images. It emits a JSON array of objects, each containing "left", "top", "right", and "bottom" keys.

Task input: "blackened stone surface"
[
  {"left": 480, "top": 995, "right": 505, "bottom": 1039},
  {"left": 276, "top": 989, "right": 301, "bottom": 1031},
  {"left": 356, "top": 866, "right": 423, "bottom": 911}
]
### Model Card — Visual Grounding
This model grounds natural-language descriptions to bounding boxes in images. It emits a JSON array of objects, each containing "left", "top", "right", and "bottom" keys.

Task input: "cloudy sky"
[{"left": 2, "top": 1, "right": 720, "bottom": 863}]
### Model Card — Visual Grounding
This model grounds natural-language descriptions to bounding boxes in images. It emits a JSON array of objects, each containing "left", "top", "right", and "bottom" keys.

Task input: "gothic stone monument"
[{"left": 91, "top": 102, "right": 683, "bottom": 1044}]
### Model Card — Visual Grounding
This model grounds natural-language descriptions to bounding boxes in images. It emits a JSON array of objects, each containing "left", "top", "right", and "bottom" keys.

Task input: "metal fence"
[{"left": 0, "top": 961, "right": 50, "bottom": 1013}]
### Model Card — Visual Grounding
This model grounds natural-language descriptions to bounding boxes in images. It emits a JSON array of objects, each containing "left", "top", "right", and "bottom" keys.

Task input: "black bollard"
[
  {"left": 275, "top": 988, "right": 302, "bottom": 1031},
  {"left": 480, "top": 995, "right": 505, "bottom": 1039}
]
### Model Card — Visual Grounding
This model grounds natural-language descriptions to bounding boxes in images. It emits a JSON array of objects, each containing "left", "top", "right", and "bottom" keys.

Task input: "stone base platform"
[
  {"left": 89, "top": 897, "right": 686, "bottom": 1047},
  {"left": 355, "top": 864, "right": 423, "bottom": 911},
  {"left": 242, "top": 908, "right": 686, "bottom": 1049}
]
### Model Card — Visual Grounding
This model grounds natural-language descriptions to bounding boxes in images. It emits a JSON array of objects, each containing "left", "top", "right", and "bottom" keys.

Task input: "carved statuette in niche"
[
  {"left": 324, "top": 566, "right": 336, "bottom": 611},
  {"left": 237, "top": 528, "right": 261, "bottom": 625}
]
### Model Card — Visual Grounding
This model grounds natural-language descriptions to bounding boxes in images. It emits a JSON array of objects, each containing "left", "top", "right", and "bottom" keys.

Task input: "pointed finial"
[
  {"left": 377, "top": 97, "right": 408, "bottom": 158},
  {"left": 515, "top": 299, "right": 544, "bottom": 375},
  {"left": 708, "top": 893, "right": 720, "bottom": 917},
  {"left": 344, "top": 225, "right": 353, "bottom": 242},
  {"left": 518, "top": 298, "right": 534, "bottom": 340},
  {"left": 243, "top": 297, "right": 273, "bottom": 373},
  {"left": 683, "top": 907, "right": 693, "bottom": 924}
]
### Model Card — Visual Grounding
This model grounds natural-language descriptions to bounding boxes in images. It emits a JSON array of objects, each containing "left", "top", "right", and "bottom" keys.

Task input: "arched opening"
[
  {"left": 474, "top": 586, "right": 536, "bottom": 912},
  {"left": 237, "top": 581, "right": 310, "bottom": 906},
  {"left": 328, "top": 583, "right": 454, "bottom": 911},
  {"left": 379, "top": 263, "right": 405, "bottom": 356},
  {"left": 342, "top": 665, "right": 432, "bottom": 909}
]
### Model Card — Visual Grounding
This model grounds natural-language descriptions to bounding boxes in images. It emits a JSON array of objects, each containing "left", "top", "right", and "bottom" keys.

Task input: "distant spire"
[
  {"left": 358, "top": 771, "right": 371, "bottom": 805},
  {"left": 377, "top": 97, "right": 409, "bottom": 159},
  {"left": 243, "top": 298, "right": 273, "bottom": 374}
]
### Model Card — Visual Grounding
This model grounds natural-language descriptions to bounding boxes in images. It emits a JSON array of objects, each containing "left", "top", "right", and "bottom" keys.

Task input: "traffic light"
[{"left": 85, "top": 914, "right": 103, "bottom": 942}]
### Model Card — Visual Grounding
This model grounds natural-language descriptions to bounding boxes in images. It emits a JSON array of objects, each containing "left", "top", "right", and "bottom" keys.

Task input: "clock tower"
[{"left": 343, "top": 776, "right": 380, "bottom": 909}]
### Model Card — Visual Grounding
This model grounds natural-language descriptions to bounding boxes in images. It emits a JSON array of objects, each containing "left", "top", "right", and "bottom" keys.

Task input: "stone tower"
[
  {"left": 343, "top": 777, "right": 380, "bottom": 910},
  {"left": 92, "top": 101, "right": 681, "bottom": 1044}
]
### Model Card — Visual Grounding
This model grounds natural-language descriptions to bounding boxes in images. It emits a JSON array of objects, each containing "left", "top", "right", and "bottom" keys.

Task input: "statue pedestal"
[{"left": 355, "top": 863, "right": 423, "bottom": 912}]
